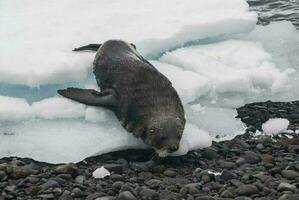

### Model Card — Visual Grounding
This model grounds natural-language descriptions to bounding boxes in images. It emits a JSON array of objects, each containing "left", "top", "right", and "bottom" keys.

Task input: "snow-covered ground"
[{"left": 0, "top": 0, "right": 298, "bottom": 163}]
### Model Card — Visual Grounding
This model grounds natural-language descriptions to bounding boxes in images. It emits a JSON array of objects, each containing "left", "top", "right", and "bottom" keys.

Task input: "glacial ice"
[
  {"left": 0, "top": 0, "right": 256, "bottom": 87},
  {"left": 0, "top": 0, "right": 298, "bottom": 163}
]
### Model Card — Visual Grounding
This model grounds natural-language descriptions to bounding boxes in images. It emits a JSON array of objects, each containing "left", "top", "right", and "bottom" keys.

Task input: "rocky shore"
[{"left": 1, "top": 100, "right": 299, "bottom": 200}]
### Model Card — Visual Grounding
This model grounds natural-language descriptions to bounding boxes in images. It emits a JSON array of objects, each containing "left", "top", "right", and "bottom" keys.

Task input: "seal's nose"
[{"left": 168, "top": 145, "right": 179, "bottom": 153}]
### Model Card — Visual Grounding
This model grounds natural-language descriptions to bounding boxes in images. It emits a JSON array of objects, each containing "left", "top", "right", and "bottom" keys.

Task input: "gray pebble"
[
  {"left": 118, "top": 191, "right": 136, "bottom": 200},
  {"left": 236, "top": 184, "right": 259, "bottom": 196},
  {"left": 277, "top": 182, "right": 296, "bottom": 192},
  {"left": 163, "top": 169, "right": 177, "bottom": 177},
  {"left": 145, "top": 179, "right": 162, "bottom": 189},
  {"left": 41, "top": 179, "right": 60, "bottom": 191},
  {"left": 54, "top": 163, "right": 79, "bottom": 177},
  {"left": 71, "top": 187, "right": 84, "bottom": 197},
  {"left": 281, "top": 170, "right": 299, "bottom": 180},
  {"left": 139, "top": 188, "right": 159, "bottom": 200}
]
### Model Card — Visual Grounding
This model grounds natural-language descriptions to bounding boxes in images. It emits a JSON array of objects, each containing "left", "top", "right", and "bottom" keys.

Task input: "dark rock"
[
  {"left": 145, "top": 179, "right": 162, "bottom": 189},
  {"left": 71, "top": 187, "right": 84, "bottom": 197},
  {"left": 195, "top": 196, "right": 215, "bottom": 200},
  {"left": 202, "top": 148, "right": 217, "bottom": 160},
  {"left": 181, "top": 183, "right": 201, "bottom": 195},
  {"left": 74, "top": 175, "right": 85, "bottom": 184},
  {"left": 163, "top": 169, "right": 177, "bottom": 177},
  {"left": 220, "top": 190, "right": 234, "bottom": 198},
  {"left": 54, "top": 163, "right": 79, "bottom": 177},
  {"left": 236, "top": 184, "right": 259, "bottom": 196},
  {"left": 110, "top": 174, "right": 124, "bottom": 181},
  {"left": 220, "top": 161, "right": 235, "bottom": 169},
  {"left": 277, "top": 182, "right": 296, "bottom": 192},
  {"left": 96, "top": 197, "right": 115, "bottom": 200},
  {"left": 41, "top": 179, "right": 60, "bottom": 191},
  {"left": 220, "top": 170, "right": 237, "bottom": 181},
  {"left": 281, "top": 170, "right": 299, "bottom": 180},
  {"left": 6, "top": 161, "right": 38, "bottom": 179},
  {"left": 242, "top": 151, "right": 261, "bottom": 164},
  {"left": 139, "top": 188, "right": 159, "bottom": 200},
  {"left": 236, "top": 158, "right": 247, "bottom": 166},
  {"left": 86, "top": 192, "right": 107, "bottom": 200},
  {"left": 112, "top": 181, "right": 124, "bottom": 191},
  {"left": 118, "top": 191, "right": 137, "bottom": 200},
  {"left": 138, "top": 172, "right": 153, "bottom": 181},
  {"left": 104, "top": 164, "right": 123, "bottom": 174},
  {"left": 0, "top": 171, "right": 7, "bottom": 181}
]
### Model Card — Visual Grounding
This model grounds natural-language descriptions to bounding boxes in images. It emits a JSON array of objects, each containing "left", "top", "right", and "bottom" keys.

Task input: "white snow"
[
  {"left": 92, "top": 167, "right": 111, "bottom": 179},
  {"left": 32, "top": 97, "right": 86, "bottom": 119},
  {"left": 1, "top": 0, "right": 299, "bottom": 163},
  {"left": 0, "top": 0, "right": 256, "bottom": 87},
  {"left": 262, "top": 118, "right": 290, "bottom": 135},
  {"left": 0, "top": 96, "right": 34, "bottom": 122}
]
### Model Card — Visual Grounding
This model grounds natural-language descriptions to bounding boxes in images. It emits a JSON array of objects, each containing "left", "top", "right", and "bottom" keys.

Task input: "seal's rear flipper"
[
  {"left": 73, "top": 44, "right": 102, "bottom": 52},
  {"left": 57, "top": 88, "right": 117, "bottom": 107}
]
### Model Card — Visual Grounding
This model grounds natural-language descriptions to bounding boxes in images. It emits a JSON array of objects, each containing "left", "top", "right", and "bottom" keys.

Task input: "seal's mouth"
[{"left": 155, "top": 149, "right": 168, "bottom": 158}]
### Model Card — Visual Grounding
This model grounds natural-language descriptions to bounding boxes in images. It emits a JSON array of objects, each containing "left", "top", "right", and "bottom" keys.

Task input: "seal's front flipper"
[
  {"left": 73, "top": 44, "right": 101, "bottom": 52},
  {"left": 57, "top": 87, "right": 117, "bottom": 107}
]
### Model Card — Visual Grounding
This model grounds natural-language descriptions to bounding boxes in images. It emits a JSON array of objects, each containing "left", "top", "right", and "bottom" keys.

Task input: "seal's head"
[{"left": 144, "top": 117, "right": 185, "bottom": 157}]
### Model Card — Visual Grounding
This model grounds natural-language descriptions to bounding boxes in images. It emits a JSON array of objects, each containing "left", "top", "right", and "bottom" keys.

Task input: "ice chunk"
[
  {"left": 159, "top": 39, "right": 292, "bottom": 108},
  {"left": 32, "top": 97, "right": 86, "bottom": 119},
  {"left": 0, "top": 96, "right": 34, "bottom": 122},
  {"left": 92, "top": 167, "right": 111, "bottom": 179},
  {"left": 229, "top": 21, "right": 299, "bottom": 102},
  {"left": 0, "top": 0, "right": 256, "bottom": 87},
  {"left": 0, "top": 114, "right": 211, "bottom": 163},
  {"left": 262, "top": 118, "right": 289, "bottom": 135},
  {"left": 188, "top": 105, "right": 245, "bottom": 138}
]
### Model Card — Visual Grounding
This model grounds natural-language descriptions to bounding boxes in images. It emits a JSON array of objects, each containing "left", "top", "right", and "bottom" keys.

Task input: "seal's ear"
[
  {"left": 130, "top": 43, "right": 137, "bottom": 50},
  {"left": 57, "top": 87, "right": 117, "bottom": 107}
]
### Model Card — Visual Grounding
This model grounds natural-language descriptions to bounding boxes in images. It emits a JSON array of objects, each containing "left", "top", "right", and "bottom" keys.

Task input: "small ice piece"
[
  {"left": 262, "top": 118, "right": 290, "bottom": 135},
  {"left": 0, "top": 96, "right": 34, "bottom": 122},
  {"left": 92, "top": 166, "right": 111, "bottom": 179},
  {"left": 32, "top": 97, "right": 86, "bottom": 119},
  {"left": 208, "top": 170, "right": 222, "bottom": 176}
]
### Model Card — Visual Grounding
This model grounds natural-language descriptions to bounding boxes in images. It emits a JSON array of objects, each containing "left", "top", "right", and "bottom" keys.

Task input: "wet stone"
[
  {"left": 163, "top": 169, "right": 177, "bottom": 177},
  {"left": 145, "top": 179, "right": 162, "bottom": 189},
  {"left": 139, "top": 188, "right": 159, "bottom": 200},
  {"left": 71, "top": 187, "right": 84, "bottom": 197},
  {"left": 103, "top": 164, "right": 123, "bottom": 174},
  {"left": 277, "top": 182, "right": 296, "bottom": 192},
  {"left": 236, "top": 184, "right": 259, "bottom": 196},
  {"left": 54, "top": 163, "right": 79, "bottom": 177},
  {"left": 202, "top": 148, "right": 217, "bottom": 160},
  {"left": 118, "top": 191, "right": 137, "bottom": 200},
  {"left": 41, "top": 179, "right": 60, "bottom": 191},
  {"left": 281, "top": 170, "right": 299, "bottom": 180}
]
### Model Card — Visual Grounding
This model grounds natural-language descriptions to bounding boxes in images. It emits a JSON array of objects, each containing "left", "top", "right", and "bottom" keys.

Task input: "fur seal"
[{"left": 58, "top": 40, "right": 186, "bottom": 157}]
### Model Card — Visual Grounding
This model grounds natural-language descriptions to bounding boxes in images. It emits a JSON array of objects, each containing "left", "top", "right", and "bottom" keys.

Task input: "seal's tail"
[{"left": 72, "top": 44, "right": 101, "bottom": 52}]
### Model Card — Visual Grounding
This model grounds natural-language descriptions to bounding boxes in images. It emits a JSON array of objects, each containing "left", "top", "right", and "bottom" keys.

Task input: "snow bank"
[
  {"left": 0, "top": 96, "right": 34, "bottom": 122},
  {"left": 0, "top": 0, "right": 256, "bottom": 87},
  {"left": 262, "top": 118, "right": 290, "bottom": 135},
  {"left": 160, "top": 40, "right": 291, "bottom": 100},
  {"left": 32, "top": 97, "right": 86, "bottom": 119},
  {"left": 0, "top": 117, "right": 211, "bottom": 163}
]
